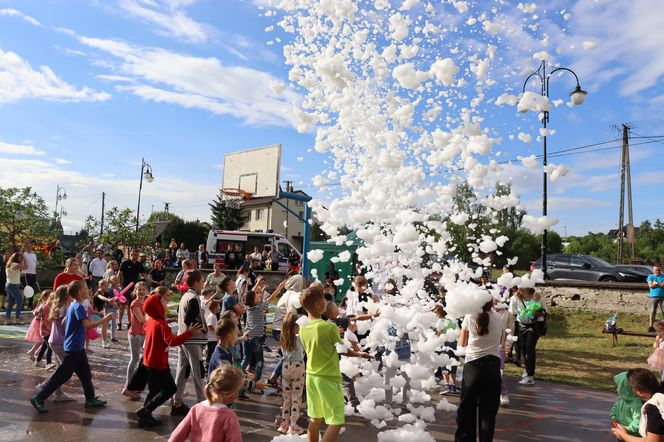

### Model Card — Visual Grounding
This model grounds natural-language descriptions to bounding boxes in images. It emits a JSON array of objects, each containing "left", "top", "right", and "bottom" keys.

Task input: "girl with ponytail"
[{"left": 455, "top": 297, "right": 503, "bottom": 442}]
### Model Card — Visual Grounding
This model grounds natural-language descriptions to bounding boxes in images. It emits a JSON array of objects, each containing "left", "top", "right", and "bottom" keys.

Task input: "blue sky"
[{"left": 0, "top": 0, "right": 662, "bottom": 237}]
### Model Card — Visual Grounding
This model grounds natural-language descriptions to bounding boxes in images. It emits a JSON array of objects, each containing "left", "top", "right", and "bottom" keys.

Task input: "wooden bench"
[{"left": 602, "top": 329, "right": 657, "bottom": 346}]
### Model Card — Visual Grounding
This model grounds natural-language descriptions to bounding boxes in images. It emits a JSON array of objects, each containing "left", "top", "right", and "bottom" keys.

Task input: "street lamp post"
[
  {"left": 136, "top": 158, "right": 154, "bottom": 232},
  {"left": 521, "top": 60, "right": 587, "bottom": 277},
  {"left": 54, "top": 185, "right": 67, "bottom": 220}
]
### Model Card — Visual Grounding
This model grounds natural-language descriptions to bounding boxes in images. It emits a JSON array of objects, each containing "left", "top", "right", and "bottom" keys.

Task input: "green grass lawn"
[{"left": 505, "top": 308, "right": 654, "bottom": 391}]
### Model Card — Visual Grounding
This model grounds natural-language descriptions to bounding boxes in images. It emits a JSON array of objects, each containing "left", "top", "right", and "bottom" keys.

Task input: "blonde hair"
[
  {"left": 205, "top": 365, "right": 244, "bottom": 403},
  {"left": 49, "top": 286, "right": 69, "bottom": 321},
  {"left": 133, "top": 281, "right": 148, "bottom": 297}
]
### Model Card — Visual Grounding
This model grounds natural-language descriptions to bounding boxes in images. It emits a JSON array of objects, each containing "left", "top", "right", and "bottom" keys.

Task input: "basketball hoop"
[{"left": 220, "top": 187, "right": 252, "bottom": 209}]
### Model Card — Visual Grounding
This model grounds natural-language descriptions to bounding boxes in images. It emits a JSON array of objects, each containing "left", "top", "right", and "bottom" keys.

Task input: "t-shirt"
[
  {"left": 269, "top": 251, "right": 281, "bottom": 263},
  {"left": 119, "top": 259, "right": 145, "bottom": 287},
  {"left": 245, "top": 301, "right": 268, "bottom": 339},
  {"left": 22, "top": 252, "right": 37, "bottom": 274},
  {"left": 205, "top": 310, "right": 218, "bottom": 342},
  {"left": 282, "top": 335, "right": 305, "bottom": 362},
  {"left": 461, "top": 311, "right": 503, "bottom": 363},
  {"left": 646, "top": 404, "right": 664, "bottom": 434},
  {"left": 648, "top": 275, "right": 664, "bottom": 298},
  {"left": 149, "top": 268, "right": 166, "bottom": 288},
  {"left": 49, "top": 306, "right": 67, "bottom": 346},
  {"left": 53, "top": 272, "right": 83, "bottom": 289},
  {"left": 93, "top": 291, "right": 106, "bottom": 312},
  {"left": 129, "top": 299, "right": 145, "bottom": 335},
  {"left": 221, "top": 294, "right": 239, "bottom": 315},
  {"left": 64, "top": 301, "right": 88, "bottom": 352},
  {"left": 205, "top": 273, "right": 225, "bottom": 289},
  {"left": 344, "top": 329, "right": 359, "bottom": 344},
  {"left": 6, "top": 263, "right": 21, "bottom": 284},
  {"left": 299, "top": 319, "right": 344, "bottom": 379}
]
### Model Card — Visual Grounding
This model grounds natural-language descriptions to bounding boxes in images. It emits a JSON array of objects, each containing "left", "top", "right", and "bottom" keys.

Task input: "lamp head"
[
  {"left": 62, "top": 192, "right": 67, "bottom": 200},
  {"left": 144, "top": 171, "right": 154, "bottom": 183},
  {"left": 570, "top": 85, "right": 587, "bottom": 105}
]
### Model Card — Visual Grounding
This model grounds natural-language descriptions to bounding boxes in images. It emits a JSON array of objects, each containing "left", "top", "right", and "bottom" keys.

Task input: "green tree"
[
  {"left": 310, "top": 221, "right": 330, "bottom": 242},
  {"left": 85, "top": 207, "right": 154, "bottom": 249},
  {"left": 209, "top": 192, "right": 248, "bottom": 230},
  {"left": 162, "top": 216, "right": 210, "bottom": 251},
  {"left": 0, "top": 187, "right": 56, "bottom": 251}
]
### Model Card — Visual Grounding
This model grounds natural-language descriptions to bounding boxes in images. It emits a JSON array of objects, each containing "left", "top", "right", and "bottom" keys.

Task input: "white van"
[{"left": 206, "top": 230, "right": 300, "bottom": 271}]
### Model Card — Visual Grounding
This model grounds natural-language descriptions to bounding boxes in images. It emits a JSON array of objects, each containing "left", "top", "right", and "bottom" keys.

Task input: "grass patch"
[{"left": 504, "top": 308, "right": 654, "bottom": 390}]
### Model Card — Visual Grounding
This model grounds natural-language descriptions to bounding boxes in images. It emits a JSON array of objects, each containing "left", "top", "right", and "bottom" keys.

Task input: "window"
[
  {"left": 255, "top": 209, "right": 264, "bottom": 221},
  {"left": 570, "top": 256, "right": 585, "bottom": 268},
  {"left": 278, "top": 243, "right": 290, "bottom": 257},
  {"left": 294, "top": 200, "right": 304, "bottom": 206},
  {"left": 299, "top": 211, "right": 304, "bottom": 219},
  {"left": 550, "top": 255, "right": 570, "bottom": 267}
]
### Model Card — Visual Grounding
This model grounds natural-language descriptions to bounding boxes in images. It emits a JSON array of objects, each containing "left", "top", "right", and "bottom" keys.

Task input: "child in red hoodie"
[{"left": 137, "top": 293, "right": 202, "bottom": 428}]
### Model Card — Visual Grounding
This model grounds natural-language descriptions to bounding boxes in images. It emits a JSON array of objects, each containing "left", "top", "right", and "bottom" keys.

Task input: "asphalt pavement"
[{"left": 0, "top": 322, "right": 618, "bottom": 441}]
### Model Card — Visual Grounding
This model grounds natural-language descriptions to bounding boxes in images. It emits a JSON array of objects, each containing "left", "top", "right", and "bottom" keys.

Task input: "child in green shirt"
[{"left": 299, "top": 284, "right": 371, "bottom": 442}]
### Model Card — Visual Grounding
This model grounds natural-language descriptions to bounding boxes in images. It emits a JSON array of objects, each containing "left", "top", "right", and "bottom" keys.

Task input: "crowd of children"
[{"left": 19, "top": 251, "right": 664, "bottom": 442}]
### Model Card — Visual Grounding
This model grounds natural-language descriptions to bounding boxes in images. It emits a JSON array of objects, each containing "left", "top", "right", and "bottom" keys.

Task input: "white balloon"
[{"left": 23, "top": 285, "right": 35, "bottom": 298}]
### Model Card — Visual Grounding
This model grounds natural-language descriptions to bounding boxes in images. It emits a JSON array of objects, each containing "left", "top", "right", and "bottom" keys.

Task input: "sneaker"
[
  {"left": 239, "top": 392, "right": 250, "bottom": 400},
  {"left": 500, "top": 394, "right": 510, "bottom": 405},
  {"left": 170, "top": 403, "right": 190, "bottom": 416},
  {"left": 649, "top": 326, "right": 657, "bottom": 333},
  {"left": 277, "top": 423, "right": 289, "bottom": 434},
  {"left": 137, "top": 407, "right": 162, "bottom": 427},
  {"left": 30, "top": 396, "right": 47, "bottom": 413},
  {"left": 275, "top": 416, "right": 283, "bottom": 426},
  {"left": 451, "top": 385, "right": 460, "bottom": 394},
  {"left": 519, "top": 376, "right": 535, "bottom": 385},
  {"left": 288, "top": 424, "right": 305, "bottom": 435},
  {"left": 54, "top": 392, "right": 75, "bottom": 402},
  {"left": 111, "top": 338, "right": 119, "bottom": 342},
  {"left": 117, "top": 324, "right": 122, "bottom": 330},
  {"left": 34, "top": 360, "right": 44, "bottom": 367},
  {"left": 521, "top": 370, "right": 528, "bottom": 378},
  {"left": 84, "top": 397, "right": 108, "bottom": 408},
  {"left": 441, "top": 384, "right": 452, "bottom": 395},
  {"left": 45, "top": 363, "right": 57, "bottom": 370}
]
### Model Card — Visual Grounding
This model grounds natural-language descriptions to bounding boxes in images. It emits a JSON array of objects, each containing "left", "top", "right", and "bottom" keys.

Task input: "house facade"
[{"left": 239, "top": 189, "right": 308, "bottom": 251}]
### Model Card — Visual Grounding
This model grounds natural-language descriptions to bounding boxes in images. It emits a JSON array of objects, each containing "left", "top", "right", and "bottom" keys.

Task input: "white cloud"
[
  {"left": 567, "top": 0, "right": 664, "bottom": 96},
  {"left": 0, "top": 8, "right": 42, "bottom": 27},
  {"left": 54, "top": 158, "right": 71, "bottom": 164},
  {"left": 116, "top": 0, "right": 211, "bottom": 43},
  {"left": 0, "top": 49, "right": 111, "bottom": 103},
  {"left": 0, "top": 156, "right": 218, "bottom": 234},
  {"left": 77, "top": 35, "right": 299, "bottom": 126},
  {"left": 0, "top": 139, "right": 45, "bottom": 156}
]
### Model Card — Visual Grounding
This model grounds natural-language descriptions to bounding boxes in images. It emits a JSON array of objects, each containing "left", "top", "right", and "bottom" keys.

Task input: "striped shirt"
[{"left": 245, "top": 301, "right": 268, "bottom": 339}]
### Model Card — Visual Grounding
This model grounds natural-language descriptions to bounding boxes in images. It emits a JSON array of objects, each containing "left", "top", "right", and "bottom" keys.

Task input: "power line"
[{"left": 630, "top": 131, "right": 664, "bottom": 147}]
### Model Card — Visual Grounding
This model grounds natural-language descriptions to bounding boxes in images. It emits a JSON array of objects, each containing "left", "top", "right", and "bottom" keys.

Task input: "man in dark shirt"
[
  {"left": 612, "top": 368, "right": 664, "bottom": 440},
  {"left": 117, "top": 249, "right": 145, "bottom": 329}
]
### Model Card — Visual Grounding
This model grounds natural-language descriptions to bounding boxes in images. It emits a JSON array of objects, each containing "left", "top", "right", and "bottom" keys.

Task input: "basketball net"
[{"left": 220, "top": 188, "right": 251, "bottom": 209}]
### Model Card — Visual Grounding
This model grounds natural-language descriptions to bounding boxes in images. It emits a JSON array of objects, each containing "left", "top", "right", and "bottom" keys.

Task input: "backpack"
[{"left": 604, "top": 315, "right": 619, "bottom": 334}]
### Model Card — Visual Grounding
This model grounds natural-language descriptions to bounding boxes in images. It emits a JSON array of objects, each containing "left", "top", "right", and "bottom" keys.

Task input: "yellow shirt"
[{"left": 299, "top": 319, "right": 343, "bottom": 379}]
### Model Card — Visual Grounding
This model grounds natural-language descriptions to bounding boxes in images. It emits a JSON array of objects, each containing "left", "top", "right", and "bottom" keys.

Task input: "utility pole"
[
  {"left": 100, "top": 192, "right": 106, "bottom": 235},
  {"left": 283, "top": 180, "right": 293, "bottom": 239},
  {"left": 613, "top": 123, "right": 635, "bottom": 264}
]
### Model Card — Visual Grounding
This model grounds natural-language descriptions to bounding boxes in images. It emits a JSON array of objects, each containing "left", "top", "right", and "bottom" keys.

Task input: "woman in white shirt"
[
  {"left": 455, "top": 297, "right": 503, "bottom": 442},
  {"left": 5, "top": 252, "right": 26, "bottom": 325}
]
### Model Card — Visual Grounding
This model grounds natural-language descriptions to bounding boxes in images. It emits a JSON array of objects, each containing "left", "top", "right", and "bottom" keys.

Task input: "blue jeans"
[
  {"left": 5, "top": 283, "right": 23, "bottom": 320},
  {"left": 105, "top": 305, "right": 118, "bottom": 339},
  {"left": 242, "top": 337, "right": 264, "bottom": 380}
]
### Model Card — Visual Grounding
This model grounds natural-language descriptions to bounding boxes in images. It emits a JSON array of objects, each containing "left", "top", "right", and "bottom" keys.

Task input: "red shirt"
[
  {"left": 128, "top": 299, "right": 145, "bottom": 335},
  {"left": 53, "top": 272, "right": 83, "bottom": 289},
  {"left": 142, "top": 294, "right": 191, "bottom": 370}
]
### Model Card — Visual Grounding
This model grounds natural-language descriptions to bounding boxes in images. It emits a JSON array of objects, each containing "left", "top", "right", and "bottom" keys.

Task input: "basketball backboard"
[{"left": 222, "top": 144, "right": 281, "bottom": 198}]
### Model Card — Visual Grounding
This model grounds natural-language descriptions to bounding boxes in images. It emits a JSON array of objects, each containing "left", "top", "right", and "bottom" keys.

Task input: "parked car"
[
  {"left": 530, "top": 253, "right": 643, "bottom": 282},
  {"left": 615, "top": 264, "right": 652, "bottom": 282}
]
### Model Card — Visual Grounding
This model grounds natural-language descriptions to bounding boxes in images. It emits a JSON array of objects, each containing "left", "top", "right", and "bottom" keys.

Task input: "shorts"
[
  {"left": 306, "top": 374, "right": 345, "bottom": 425},
  {"left": 650, "top": 297, "right": 664, "bottom": 316}
]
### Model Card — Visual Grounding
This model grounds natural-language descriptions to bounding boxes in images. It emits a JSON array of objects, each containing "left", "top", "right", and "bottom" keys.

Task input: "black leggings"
[
  {"left": 144, "top": 367, "right": 177, "bottom": 412},
  {"left": 520, "top": 326, "right": 540, "bottom": 377},
  {"left": 455, "top": 355, "right": 501, "bottom": 442},
  {"left": 36, "top": 336, "right": 52, "bottom": 365}
]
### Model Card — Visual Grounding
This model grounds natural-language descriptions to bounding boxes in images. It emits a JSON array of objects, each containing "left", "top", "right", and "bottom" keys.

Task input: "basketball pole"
[{"left": 277, "top": 188, "right": 312, "bottom": 281}]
